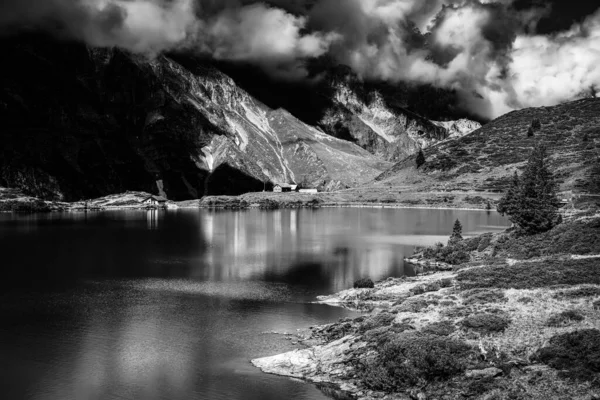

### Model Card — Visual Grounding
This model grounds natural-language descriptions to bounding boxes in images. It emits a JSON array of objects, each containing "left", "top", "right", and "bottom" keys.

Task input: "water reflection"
[
  {"left": 0, "top": 208, "right": 510, "bottom": 400},
  {"left": 198, "top": 208, "right": 509, "bottom": 292}
]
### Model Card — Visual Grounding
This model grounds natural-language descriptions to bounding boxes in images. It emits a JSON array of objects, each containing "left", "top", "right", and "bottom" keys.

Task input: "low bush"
[
  {"left": 461, "top": 313, "right": 511, "bottom": 334},
  {"left": 358, "top": 332, "right": 473, "bottom": 391},
  {"left": 457, "top": 258, "right": 600, "bottom": 290},
  {"left": 358, "top": 312, "right": 396, "bottom": 333},
  {"left": 395, "top": 299, "right": 429, "bottom": 313},
  {"left": 554, "top": 286, "right": 600, "bottom": 298},
  {"left": 535, "top": 329, "right": 600, "bottom": 383},
  {"left": 420, "top": 242, "right": 470, "bottom": 265},
  {"left": 354, "top": 278, "right": 375, "bottom": 289},
  {"left": 546, "top": 310, "right": 585, "bottom": 327},
  {"left": 462, "top": 289, "right": 506, "bottom": 305},
  {"left": 422, "top": 320, "right": 456, "bottom": 336},
  {"left": 495, "top": 217, "right": 600, "bottom": 259}
]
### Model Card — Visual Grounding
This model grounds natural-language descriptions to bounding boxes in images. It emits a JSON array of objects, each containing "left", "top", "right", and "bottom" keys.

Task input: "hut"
[{"left": 142, "top": 195, "right": 167, "bottom": 207}]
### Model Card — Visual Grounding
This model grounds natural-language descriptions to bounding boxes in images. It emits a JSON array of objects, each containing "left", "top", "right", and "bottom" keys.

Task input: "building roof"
[{"left": 275, "top": 183, "right": 294, "bottom": 188}]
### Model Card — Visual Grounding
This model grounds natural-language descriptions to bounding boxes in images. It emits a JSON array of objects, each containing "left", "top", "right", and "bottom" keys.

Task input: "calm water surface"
[{"left": 0, "top": 208, "right": 509, "bottom": 400}]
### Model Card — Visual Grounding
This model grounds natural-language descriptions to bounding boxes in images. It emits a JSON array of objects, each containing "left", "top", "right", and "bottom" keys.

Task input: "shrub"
[
  {"left": 535, "top": 329, "right": 600, "bottom": 382},
  {"left": 444, "top": 250, "right": 470, "bottom": 265},
  {"left": 477, "top": 234, "right": 493, "bottom": 252},
  {"left": 395, "top": 299, "right": 429, "bottom": 313},
  {"left": 416, "top": 149, "right": 426, "bottom": 169},
  {"left": 358, "top": 312, "right": 396, "bottom": 333},
  {"left": 457, "top": 258, "right": 600, "bottom": 290},
  {"left": 461, "top": 313, "right": 511, "bottom": 334},
  {"left": 546, "top": 310, "right": 585, "bottom": 327},
  {"left": 527, "top": 126, "right": 534, "bottom": 137},
  {"left": 531, "top": 118, "right": 542, "bottom": 130},
  {"left": 462, "top": 289, "right": 506, "bottom": 305},
  {"left": 554, "top": 286, "right": 600, "bottom": 298},
  {"left": 354, "top": 278, "right": 375, "bottom": 289},
  {"left": 358, "top": 332, "right": 473, "bottom": 391},
  {"left": 422, "top": 320, "right": 456, "bottom": 336}
]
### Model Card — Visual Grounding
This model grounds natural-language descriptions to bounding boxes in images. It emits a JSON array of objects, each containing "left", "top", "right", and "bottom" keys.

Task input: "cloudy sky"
[{"left": 1, "top": 0, "right": 599, "bottom": 119}]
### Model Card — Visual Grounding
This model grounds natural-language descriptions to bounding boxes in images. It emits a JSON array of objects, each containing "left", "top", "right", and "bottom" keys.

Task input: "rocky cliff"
[
  {"left": 317, "top": 67, "right": 480, "bottom": 162},
  {"left": 0, "top": 35, "right": 390, "bottom": 201}
]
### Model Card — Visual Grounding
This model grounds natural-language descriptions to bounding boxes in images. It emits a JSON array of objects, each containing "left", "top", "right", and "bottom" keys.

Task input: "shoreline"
[{"left": 251, "top": 214, "right": 600, "bottom": 400}]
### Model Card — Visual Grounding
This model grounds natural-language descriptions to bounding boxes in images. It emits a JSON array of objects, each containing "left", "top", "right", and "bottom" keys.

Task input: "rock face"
[
  {"left": 0, "top": 35, "right": 390, "bottom": 201},
  {"left": 433, "top": 119, "right": 483, "bottom": 139},
  {"left": 317, "top": 68, "right": 480, "bottom": 162}
]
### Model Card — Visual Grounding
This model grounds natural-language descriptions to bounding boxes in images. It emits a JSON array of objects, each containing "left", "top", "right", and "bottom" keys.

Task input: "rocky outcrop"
[
  {"left": 432, "top": 119, "right": 482, "bottom": 138},
  {"left": 318, "top": 69, "right": 480, "bottom": 162}
]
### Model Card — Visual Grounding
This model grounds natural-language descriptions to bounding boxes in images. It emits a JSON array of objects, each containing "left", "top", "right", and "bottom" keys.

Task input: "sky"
[{"left": 0, "top": 0, "right": 599, "bottom": 119}]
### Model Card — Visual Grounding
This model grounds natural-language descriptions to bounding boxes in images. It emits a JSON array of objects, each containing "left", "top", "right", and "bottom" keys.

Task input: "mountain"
[
  {"left": 218, "top": 62, "right": 482, "bottom": 163},
  {"left": 376, "top": 98, "right": 600, "bottom": 194},
  {"left": 317, "top": 67, "right": 476, "bottom": 162},
  {"left": 0, "top": 35, "right": 390, "bottom": 201}
]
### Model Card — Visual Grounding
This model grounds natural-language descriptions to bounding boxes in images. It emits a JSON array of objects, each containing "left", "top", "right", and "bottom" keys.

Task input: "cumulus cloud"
[
  {"left": 1, "top": 0, "right": 599, "bottom": 117},
  {"left": 197, "top": 3, "right": 339, "bottom": 79}
]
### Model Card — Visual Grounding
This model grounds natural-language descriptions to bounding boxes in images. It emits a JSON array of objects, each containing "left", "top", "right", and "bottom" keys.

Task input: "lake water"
[{"left": 0, "top": 208, "right": 509, "bottom": 400}]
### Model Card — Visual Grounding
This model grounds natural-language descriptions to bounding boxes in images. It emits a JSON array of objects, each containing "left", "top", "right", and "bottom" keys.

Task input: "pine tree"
[
  {"left": 497, "top": 171, "right": 520, "bottom": 216},
  {"left": 497, "top": 144, "right": 561, "bottom": 234},
  {"left": 416, "top": 149, "right": 426, "bottom": 168},
  {"left": 449, "top": 219, "right": 463, "bottom": 245}
]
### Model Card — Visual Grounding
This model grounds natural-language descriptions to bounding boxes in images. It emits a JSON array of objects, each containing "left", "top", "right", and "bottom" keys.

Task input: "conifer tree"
[
  {"left": 527, "top": 126, "right": 534, "bottom": 137},
  {"left": 416, "top": 149, "right": 426, "bottom": 168},
  {"left": 497, "top": 144, "right": 561, "bottom": 234},
  {"left": 531, "top": 118, "right": 542, "bottom": 130},
  {"left": 449, "top": 219, "right": 463, "bottom": 245}
]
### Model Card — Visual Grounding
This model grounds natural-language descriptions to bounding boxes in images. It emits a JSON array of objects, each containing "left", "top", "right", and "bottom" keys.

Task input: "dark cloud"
[{"left": 0, "top": 0, "right": 599, "bottom": 118}]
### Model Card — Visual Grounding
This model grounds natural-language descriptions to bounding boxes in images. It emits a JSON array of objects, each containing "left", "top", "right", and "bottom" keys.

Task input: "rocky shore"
[{"left": 252, "top": 212, "right": 600, "bottom": 400}]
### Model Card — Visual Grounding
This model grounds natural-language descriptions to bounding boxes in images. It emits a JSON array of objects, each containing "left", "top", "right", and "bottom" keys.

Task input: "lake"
[{"left": 0, "top": 208, "right": 509, "bottom": 400}]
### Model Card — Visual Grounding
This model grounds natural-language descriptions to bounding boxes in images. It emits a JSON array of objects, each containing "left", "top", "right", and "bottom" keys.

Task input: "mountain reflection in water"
[{"left": 0, "top": 208, "right": 509, "bottom": 400}]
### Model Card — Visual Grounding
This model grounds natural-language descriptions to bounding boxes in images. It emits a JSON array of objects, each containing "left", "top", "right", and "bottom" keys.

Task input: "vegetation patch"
[
  {"left": 357, "top": 312, "right": 396, "bottom": 333},
  {"left": 461, "top": 313, "right": 511, "bottom": 334},
  {"left": 357, "top": 332, "right": 473, "bottom": 392},
  {"left": 353, "top": 278, "right": 375, "bottom": 289},
  {"left": 546, "top": 310, "right": 585, "bottom": 327},
  {"left": 422, "top": 320, "right": 456, "bottom": 336},
  {"left": 421, "top": 242, "right": 471, "bottom": 265},
  {"left": 395, "top": 299, "right": 429, "bottom": 313},
  {"left": 462, "top": 288, "right": 506, "bottom": 305},
  {"left": 535, "top": 329, "right": 600, "bottom": 383},
  {"left": 457, "top": 258, "right": 600, "bottom": 290},
  {"left": 495, "top": 217, "right": 600, "bottom": 259},
  {"left": 554, "top": 286, "right": 600, "bottom": 299}
]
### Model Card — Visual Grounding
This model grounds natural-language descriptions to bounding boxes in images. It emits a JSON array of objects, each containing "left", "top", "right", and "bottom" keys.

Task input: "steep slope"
[
  {"left": 317, "top": 67, "right": 480, "bottom": 162},
  {"left": 0, "top": 35, "right": 391, "bottom": 201},
  {"left": 376, "top": 98, "right": 600, "bottom": 194}
]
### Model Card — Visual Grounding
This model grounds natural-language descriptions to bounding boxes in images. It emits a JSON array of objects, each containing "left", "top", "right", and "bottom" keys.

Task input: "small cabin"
[
  {"left": 273, "top": 184, "right": 293, "bottom": 193},
  {"left": 299, "top": 188, "right": 318, "bottom": 194},
  {"left": 142, "top": 195, "right": 167, "bottom": 207}
]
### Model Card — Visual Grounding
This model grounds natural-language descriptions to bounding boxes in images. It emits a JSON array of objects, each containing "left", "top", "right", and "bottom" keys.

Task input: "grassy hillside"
[{"left": 376, "top": 98, "right": 600, "bottom": 195}]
